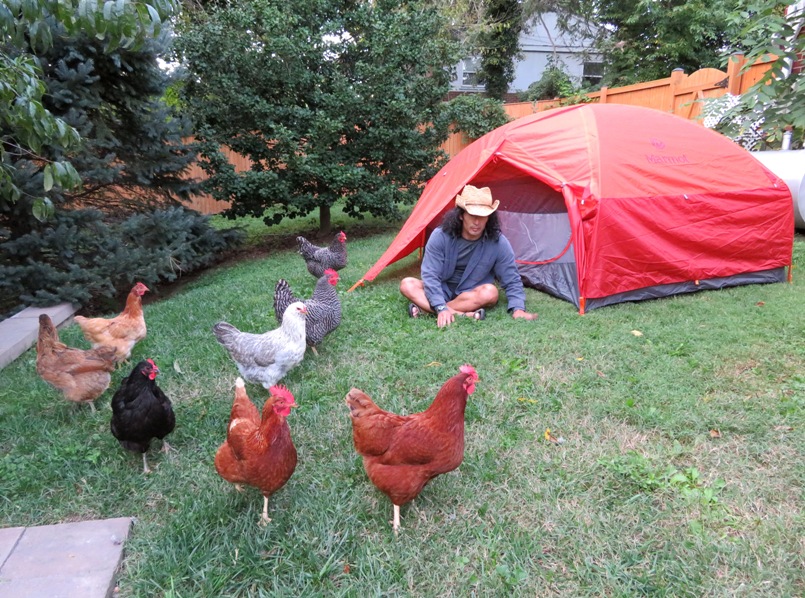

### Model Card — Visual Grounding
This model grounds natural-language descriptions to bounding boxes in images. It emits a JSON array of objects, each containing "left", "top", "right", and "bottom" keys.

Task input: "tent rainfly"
[{"left": 353, "top": 104, "right": 794, "bottom": 313}]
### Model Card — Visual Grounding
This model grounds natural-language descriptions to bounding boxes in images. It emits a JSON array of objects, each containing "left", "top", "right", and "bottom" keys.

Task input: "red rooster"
[
  {"left": 214, "top": 378, "right": 298, "bottom": 526},
  {"left": 345, "top": 364, "right": 479, "bottom": 532}
]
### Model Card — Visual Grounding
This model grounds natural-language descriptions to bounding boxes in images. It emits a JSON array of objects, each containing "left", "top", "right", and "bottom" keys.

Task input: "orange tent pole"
[{"left": 348, "top": 279, "right": 365, "bottom": 293}]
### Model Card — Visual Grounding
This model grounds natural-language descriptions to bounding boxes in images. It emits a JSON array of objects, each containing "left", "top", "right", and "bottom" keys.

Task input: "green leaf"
[
  {"left": 43, "top": 164, "right": 53, "bottom": 191},
  {"left": 32, "top": 197, "right": 54, "bottom": 221}
]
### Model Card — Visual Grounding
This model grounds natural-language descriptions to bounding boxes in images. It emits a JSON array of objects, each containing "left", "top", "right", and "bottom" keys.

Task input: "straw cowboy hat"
[{"left": 455, "top": 185, "right": 500, "bottom": 217}]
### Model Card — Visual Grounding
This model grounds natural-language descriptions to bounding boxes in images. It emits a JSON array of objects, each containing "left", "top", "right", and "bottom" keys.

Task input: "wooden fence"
[{"left": 184, "top": 54, "right": 775, "bottom": 215}]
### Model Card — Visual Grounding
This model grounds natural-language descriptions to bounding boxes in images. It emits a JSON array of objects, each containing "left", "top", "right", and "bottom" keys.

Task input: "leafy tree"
[
  {"left": 440, "top": 95, "right": 511, "bottom": 141},
  {"left": 3, "top": 27, "right": 197, "bottom": 238},
  {"left": 548, "top": 0, "right": 740, "bottom": 86},
  {"left": 0, "top": 0, "right": 179, "bottom": 222},
  {"left": 176, "top": 0, "right": 460, "bottom": 233},
  {"left": 714, "top": 0, "right": 805, "bottom": 148},
  {"left": 477, "top": 0, "right": 524, "bottom": 99}
]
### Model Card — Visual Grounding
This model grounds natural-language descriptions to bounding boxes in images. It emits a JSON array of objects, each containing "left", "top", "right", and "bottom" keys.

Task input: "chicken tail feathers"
[
  {"left": 345, "top": 388, "right": 380, "bottom": 418},
  {"left": 213, "top": 322, "right": 239, "bottom": 348},
  {"left": 273, "top": 279, "right": 297, "bottom": 324},
  {"left": 296, "top": 236, "right": 318, "bottom": 260}
]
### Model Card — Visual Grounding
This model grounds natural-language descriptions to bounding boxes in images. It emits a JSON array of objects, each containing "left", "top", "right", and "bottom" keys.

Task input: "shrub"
[
  {"left": 520, "top": 62, "right": 577, "bottom": 102},
  {"left": 0, "top": 207, "right": 244, "bottom": 318},
  {"left": 440, "top": 94, "right": 511, "bottom": 141}
]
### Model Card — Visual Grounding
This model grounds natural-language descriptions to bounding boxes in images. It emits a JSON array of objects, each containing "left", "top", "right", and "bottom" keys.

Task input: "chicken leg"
[
  {"left": 392, "top": 504, "right": 401, "bottom": 533},
  {"left": 260, "top": 496, "right": 272, "bottom": 526}
]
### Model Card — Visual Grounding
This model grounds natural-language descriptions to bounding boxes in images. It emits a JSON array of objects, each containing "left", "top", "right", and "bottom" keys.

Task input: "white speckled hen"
[
  {"left": 213, "top": 302, "right": 307, "bottom": 389},
  {"left": 296, "top": 231, "right": 347, "bottom": 278},
  {"left": 273, "top": 269, "right": 341, "bottom": 355}
]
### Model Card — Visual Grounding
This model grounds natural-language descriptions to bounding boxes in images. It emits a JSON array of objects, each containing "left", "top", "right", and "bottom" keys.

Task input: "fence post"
[
  {"left": 669, "top": 68, "right": 685, "bottom": 113},
  {"left": 598, "top": 86, "right": 608, "bottom": 104},
  {"left": 726, "top": 53, "right": 746, "bottom": 95}
]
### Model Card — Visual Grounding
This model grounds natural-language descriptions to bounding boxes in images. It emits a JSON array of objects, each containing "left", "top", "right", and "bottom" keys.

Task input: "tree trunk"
[{"left": 319, "top": 204, "right": 332, "bottom": 236}]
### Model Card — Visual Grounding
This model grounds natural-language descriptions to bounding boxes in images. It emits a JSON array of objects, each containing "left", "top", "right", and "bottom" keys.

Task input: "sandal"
[
  {"left": 408, "top": 302, "right": 420, "bottom": 318},
  {"left": 470, "top": 308, "right": 485, "bottom": 321}
]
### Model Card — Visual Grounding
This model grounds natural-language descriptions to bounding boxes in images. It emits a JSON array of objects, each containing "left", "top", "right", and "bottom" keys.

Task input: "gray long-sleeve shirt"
[{"left": 421, "top": 227, "right": 526, "bottom": 313}]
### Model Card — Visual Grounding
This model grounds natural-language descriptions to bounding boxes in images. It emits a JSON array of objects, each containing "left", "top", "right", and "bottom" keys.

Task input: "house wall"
[
  {"left": 511, "top": 13, "right": 598, "bottom": 92},
  {"left": 450, "top": 13, "right": 599, "bottom": 94}
]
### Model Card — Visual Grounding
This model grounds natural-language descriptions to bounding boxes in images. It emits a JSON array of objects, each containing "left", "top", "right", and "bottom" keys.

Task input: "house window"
[
  {"left": 462, "top": 58, "right": 482, "bottom": 87},
  {"left": 582, "top": 61, "right": 604, "bottom": 86}
]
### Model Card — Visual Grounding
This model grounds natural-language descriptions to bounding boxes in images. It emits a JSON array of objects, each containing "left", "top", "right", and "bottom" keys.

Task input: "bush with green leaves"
[
  {"left": 440, "top": 94, "right": 511, "bottom": 141},
  {"left": 0, "top": 207, "right": 244, "bottom": 318},
  {"left": 520, "top": 61, "right": 577, "bottom": 102}
]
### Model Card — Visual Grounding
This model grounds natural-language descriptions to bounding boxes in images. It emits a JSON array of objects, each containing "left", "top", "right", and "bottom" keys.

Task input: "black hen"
[
  {"left": 296, "top": 231, "right": 347, "bottom": 278},
  {"left": 110, "top": 359, "right": 175, "bottom": 474},
  {"left": 274, "top": 269, "right": 341, "bottom": 355}
]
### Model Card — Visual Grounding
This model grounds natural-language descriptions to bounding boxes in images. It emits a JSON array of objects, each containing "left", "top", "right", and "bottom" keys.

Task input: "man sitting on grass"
[{"left": 400, "top": 184, "right": 539, "bottom": 329}]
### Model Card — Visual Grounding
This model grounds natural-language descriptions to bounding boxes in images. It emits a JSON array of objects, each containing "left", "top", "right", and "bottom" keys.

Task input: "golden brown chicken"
[
  {"left": 36, "top": 314, "right": 117, "bottom": 412},
  {"left": 214, "top": 378, "right": 298, "bottom": 525},
  {"left": 345, "top": 364, "right": 479, "bottom": 532},
  {"left": 73, "top": 282, "right": 149, "bottom": 362}
]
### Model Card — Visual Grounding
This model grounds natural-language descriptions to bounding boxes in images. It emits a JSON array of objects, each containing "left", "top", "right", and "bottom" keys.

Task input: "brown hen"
[
  {"left": 73, "top": 282, "right": 148, "bottom": 362},
  {"left": 345, "top": 364, "right": 478, "bottom": 532},
  {"left": 36, "top": 314, "right": 116, "bottom": 412},
  {"left": 214, "top": 378, "right": 298, "bottom": 525}
]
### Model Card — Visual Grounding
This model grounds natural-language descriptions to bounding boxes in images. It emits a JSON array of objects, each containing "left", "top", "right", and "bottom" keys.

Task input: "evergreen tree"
[
  {"left": 0, "top": 0, "right": 179, "bottom": 223},
  {"left": 477, "top": 0, "right": 523, "bottom": 99},
  {"left": 176, "top": 0, "right": 460, "bottom": 233},
  {"left": 2, "top": 26, "right": 198, "bottom": 237}
]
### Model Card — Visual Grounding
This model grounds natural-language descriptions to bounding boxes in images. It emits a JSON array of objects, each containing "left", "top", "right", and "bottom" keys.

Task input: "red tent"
[{"left": 354, "top": 104, "right": 794, "bottom": 313}]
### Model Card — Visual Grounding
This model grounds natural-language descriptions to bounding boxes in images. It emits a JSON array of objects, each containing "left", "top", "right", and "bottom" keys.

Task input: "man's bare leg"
[
  {"left": 400, "top": 277, "right": 434, "bottom": 315},
  {"left": 447, "top": 284, "right": 499, "bottom": 316},
  {"left": 400, "top": 278, "right": 498, "bottom": 317}
]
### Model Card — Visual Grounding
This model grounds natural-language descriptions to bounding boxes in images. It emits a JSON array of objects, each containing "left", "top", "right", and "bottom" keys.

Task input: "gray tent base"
[{"left": 517, "top": 263, "right": 787, "bottom": 312}]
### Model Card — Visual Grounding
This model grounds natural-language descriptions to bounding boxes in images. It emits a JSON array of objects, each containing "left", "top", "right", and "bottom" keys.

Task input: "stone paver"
[{"left": 0, "top": 517, "right": 133, "bottom": 598}]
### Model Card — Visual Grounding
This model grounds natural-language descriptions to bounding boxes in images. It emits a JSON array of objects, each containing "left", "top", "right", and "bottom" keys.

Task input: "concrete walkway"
[
  {"left": 0, "top": 303, "right": 77, "bottom": 370},
  {"left": 0, "top": 517, "right": 133, "bottom": 598}
]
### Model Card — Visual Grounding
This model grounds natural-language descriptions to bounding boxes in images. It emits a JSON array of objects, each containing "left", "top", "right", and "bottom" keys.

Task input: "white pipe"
[{"left": 752, "top": 149, "right": 805, "bottom": 228}]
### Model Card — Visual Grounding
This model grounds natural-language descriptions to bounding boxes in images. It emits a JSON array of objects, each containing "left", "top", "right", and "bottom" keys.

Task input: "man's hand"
[
  {"left": 437, "top": 307, "right": 457, "bottom": 328},
  {"left": 512, "top": 309, "right": 538, "bottom": 321}
]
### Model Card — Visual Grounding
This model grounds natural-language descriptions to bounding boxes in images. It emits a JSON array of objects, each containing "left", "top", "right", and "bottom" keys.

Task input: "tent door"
[{"left": 488, "top": 177, "right": 579, "bottom": 307}]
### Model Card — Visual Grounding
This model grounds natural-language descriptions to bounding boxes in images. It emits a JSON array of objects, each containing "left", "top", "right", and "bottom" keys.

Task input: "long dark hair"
[{"left": 440, "top": 207, "right": 501, "bottom": 241}]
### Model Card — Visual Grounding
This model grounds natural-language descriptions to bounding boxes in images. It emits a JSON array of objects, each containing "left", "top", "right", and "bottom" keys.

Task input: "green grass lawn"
[{"left": 1, "top": 221, "right": 803, "bottom": 597}]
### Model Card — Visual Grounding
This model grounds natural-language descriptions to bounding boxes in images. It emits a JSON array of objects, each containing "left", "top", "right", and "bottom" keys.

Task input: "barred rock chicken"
[
  {"left": 345, "top": 364, "right": 479, "bottom": 532},
  {"left": 74, "top": 282, "right": 149, "bottom": 362},
  {"left": 273, "top": 269, "right": 341, "bottom": 355},
  {"left": 296, "top": 231, "right": 347, "bottom": 278},
  {"left": 214, "top": 378, "right": 298, "bottom": 525},
  {"left": 110, "top": 359, "right": 175, "bottom": 474},
  {"left": 213, "top": 302, "right": 307, "bottom": 389},
  {"left": 36, "top": 314, "right": 117, "bottom": 412}
]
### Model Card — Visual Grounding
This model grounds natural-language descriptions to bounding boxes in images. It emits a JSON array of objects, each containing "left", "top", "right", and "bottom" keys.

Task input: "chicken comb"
[
  {"left": 269, "top": 385, "right": 296, "bottom": 405},
  {"left": 459, "top": 364, "right": 478, "bottom": 381},
  {"left": 325, "top": 268, "right": 339, "bottom": 282}
]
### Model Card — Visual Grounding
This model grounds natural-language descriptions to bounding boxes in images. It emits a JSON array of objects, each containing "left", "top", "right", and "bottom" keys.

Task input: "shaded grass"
[{"left": 0, "top": 224, "right": 803, "bottom": 597}]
